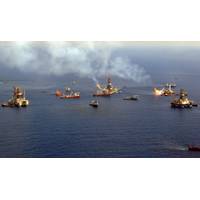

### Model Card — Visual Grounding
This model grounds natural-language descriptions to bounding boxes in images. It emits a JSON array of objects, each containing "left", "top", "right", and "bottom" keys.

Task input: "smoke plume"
[{"left": 0, "top": 42, "right": 151, "bottom": 84}]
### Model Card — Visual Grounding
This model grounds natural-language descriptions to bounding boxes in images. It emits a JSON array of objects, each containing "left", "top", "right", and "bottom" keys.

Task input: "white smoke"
[{"left": 0, "top": 42, "right": 151, "bottom": 84}]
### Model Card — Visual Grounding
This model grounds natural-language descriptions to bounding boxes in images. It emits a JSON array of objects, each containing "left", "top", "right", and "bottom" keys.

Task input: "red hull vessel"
[
  {"left": 60, "top": 95, "right": 80, "bottom": 99},
  {"left": 188, "top": 145, "right": 200, "bottom": 152}
]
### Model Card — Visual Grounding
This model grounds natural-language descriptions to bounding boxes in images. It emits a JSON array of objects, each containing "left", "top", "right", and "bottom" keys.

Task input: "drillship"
[
  {"left": 171, "top": 89, "right": 198, "bottom": 108},
  {"left": 93, "top": 78, "right": 119, "bottom": 97},
  {"left": 153, "top": 84, "right": 175, "bottom": 96},
  {"left": 2, "top": 87, "right": 29, "bottom": 107}
]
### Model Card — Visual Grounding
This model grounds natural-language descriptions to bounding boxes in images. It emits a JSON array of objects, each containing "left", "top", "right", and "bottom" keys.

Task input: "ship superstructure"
[
  {"left": 55, "top": 87, "right": 80, "bottom": 99},
  {"left": 153, "top": 84, "right": 175, "bottom": 96},
  {"left": 2, "top": 86, "right": 29, "bottom": 107},
  {"left": 93, "top": 78, "right": 119, "bottom": 97}
]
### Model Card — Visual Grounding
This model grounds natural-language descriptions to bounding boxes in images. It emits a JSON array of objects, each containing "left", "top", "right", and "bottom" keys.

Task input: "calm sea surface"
[{"left": 0, "top": 75, "right": 200, "bottom": 157}]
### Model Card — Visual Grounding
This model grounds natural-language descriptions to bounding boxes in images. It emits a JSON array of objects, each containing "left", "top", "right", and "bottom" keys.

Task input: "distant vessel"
[
  {"left": 60, "top": 92, "right": 80, "bottom": 99},
  {"left": 2, "top": 86, "right": 29, "bottom": 107},
  {"left": 55, "top": 87, "right": 80, "bottom": 99},
  {"left": 171, "top": 89, "right": 198, "bottom": 108},
  {"left": 93, "top": 78, "right": 120, "bottom": 97},
  {"left": 89, "top": 100, "right": 99, "bottom": 107},
  {"left": 153, "top": 84, "right": 175, "bottom": 96},
  {"left": 123, "top": 95, "right": 139, "bottom": 101},
  {"left": 188, "top": 145, "right": 200, "bottom": 152}
]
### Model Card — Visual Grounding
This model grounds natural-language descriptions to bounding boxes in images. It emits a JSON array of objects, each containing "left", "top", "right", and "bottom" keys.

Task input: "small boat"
[
  {"left": 123, "top": 95, "right": 139, "bottom": 101},
  {"left": 192, "top": 103, "right": 198, "bottom": 107},
  {"left": 1, "top": 103, "right": 11, "bottom": 107},
  {"left": 188, "top": 145, "right": 200, "bottom": 152},
  {"left": 89, "top": 100, "right": 99, "bottom": 107}
]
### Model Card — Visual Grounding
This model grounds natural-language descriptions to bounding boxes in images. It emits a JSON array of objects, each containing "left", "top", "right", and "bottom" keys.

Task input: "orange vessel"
[{"left": 55, "top": 90, "right": 63, "bottom": 97}]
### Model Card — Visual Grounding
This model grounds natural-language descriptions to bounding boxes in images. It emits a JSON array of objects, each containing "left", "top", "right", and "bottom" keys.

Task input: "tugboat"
[
  {"left": 1, "top": 86, "right": 29, "bottom": 108},
  {"left": 171, "top": 89, "right": 198, "bottom": 108},
  {"left": 123, "top": 95, "right": 139, "bottom": 101},
  {"left": 93, "top": 77, "right": 120, "bottom": 97},
  {"left": 89, "top": 100, "right": 99, "bottom": 107}
]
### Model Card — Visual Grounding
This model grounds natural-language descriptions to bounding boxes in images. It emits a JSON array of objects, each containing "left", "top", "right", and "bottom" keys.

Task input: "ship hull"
[
  {"left": 60, "top": 95, "right": 80, "bottom": 99},
  {"left": 188, "top": 145, "right": 200, "bottom": 152},
  {"left": 93, "top": 93, "right": 111, "bottom": 97},
  {"left": 171, "top": 103, "right": 193, "bottom": 108},
  {"left": 89, "top": 104, "right": 98, "bottom": 107}
]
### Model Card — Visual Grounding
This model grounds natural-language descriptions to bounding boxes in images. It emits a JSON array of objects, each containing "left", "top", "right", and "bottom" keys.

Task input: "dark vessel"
[
  {"left": 188, "top": 145, "right": 200, "bottom": 152},
  {"left": 89, "top": 100, "right": 99, "bottom": 107},
  {"left": 123, "top": 95, "right": 139, "bottom": 101},
  {"left": 171, "top": 89, "right": 198, "bottom": 108}
]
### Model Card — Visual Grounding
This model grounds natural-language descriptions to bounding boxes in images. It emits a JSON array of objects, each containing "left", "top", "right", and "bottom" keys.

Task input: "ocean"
[{"left": 0, "top": 75, "right": 200, "bottom": 158}]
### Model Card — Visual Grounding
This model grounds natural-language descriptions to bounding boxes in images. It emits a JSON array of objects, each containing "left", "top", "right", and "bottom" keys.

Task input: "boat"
[
  {"left": 188, "top": 145, "right": 200, "bottom": 152},
  {"left": 1, "top": 86, "right": 29, "bottom": 108},
  {"left": 60, "top": 92, "right": 80, "bottom": 99},
  {"left": 1, "top": 103, "right": 14, "bottom": 107},
  {"left": 171, "top": 89, "right": 197, "bottom": 108},
  {"left": 93, "top": 77, "right": 120, "bottom": 97},
  {"left": 56, "top": 87, "right": 80, "bottom": 99},
  {"left": 89, "top": 100, "right": 99, "bottom": 107},
  {"left": 123, "top": 95, "right": 139, "bottom": 101}
]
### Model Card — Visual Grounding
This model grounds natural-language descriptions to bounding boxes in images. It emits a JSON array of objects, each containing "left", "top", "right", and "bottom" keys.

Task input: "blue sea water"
[{"left": 0, "top": 76, "right": 200, "bottom": 157}]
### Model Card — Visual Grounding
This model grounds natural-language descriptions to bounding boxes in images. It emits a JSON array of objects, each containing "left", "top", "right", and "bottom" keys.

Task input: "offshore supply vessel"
[
  {"left": 55, "top": 87, "right": 80, "bottom": 99},
  {"left": 171, "top": 89, "right": 198, "bottom": 108},
  {"left": 93, "top": 78, "right": 120, "bottom": 97},
  {"left": 2, "top": 86, "right": 29, "bottom": 107}
]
